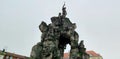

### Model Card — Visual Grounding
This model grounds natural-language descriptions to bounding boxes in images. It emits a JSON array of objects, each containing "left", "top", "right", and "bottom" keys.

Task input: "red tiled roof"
[
  {"left": 6, "top": 52, "right": 26, "bottom": 58},
  {"left": 63, "top": 50, "right": 101, "bottom": 59},
  {"left": 86, "top": 51, "right": 101, "bottom": 57},
  {"left": 0, "top": 50, "right": 27, "bottom": 58}
]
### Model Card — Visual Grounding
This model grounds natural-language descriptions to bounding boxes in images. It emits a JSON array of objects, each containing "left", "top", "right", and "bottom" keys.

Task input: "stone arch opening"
[{"left": 58, "top": 34, "right": 71, "bottom": 49}]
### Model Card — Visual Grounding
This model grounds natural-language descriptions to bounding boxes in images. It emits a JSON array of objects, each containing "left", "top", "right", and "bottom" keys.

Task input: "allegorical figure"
[{"left": 62, "top": 4, "right": 67, "bottom": 18}]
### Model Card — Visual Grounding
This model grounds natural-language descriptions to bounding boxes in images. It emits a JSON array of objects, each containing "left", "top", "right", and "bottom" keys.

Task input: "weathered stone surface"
[
  {"left": 77, "top": 40, "right": 90, "bottom": 59},
  {"left": 30, "top": 4, "right": 89, "bottom": 59}
]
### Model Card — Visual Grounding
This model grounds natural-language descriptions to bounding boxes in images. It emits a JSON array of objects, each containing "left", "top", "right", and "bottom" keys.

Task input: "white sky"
[{"left": 0, "top": 0, "right": 120, "bottom": 59}]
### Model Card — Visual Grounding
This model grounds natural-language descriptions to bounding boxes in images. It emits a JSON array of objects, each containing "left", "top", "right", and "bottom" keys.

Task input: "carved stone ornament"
[{"left": 30, "top": 4, "right": 89, "bottom": 59}]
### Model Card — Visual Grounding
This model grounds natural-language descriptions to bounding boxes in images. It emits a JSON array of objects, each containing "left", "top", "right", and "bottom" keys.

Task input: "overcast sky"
[{"left": 0, "top": 0, "right": 120, "bottom": 59}]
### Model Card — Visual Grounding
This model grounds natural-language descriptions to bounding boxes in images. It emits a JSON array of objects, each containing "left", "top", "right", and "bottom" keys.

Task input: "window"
[
  {"left": 10, "top": 56, "right": 13, "bottom": 59},
  {"left": 6, "top": 56, "right": 9, "bottom": 59},
  {"left": 17, "top": 58, "right": 19, "bottom": 59}
]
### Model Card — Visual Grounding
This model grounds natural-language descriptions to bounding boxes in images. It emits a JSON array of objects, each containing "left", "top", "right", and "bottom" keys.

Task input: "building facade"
[
  {"left": 0, "top": 50, "right": 6, "bottom": 59},
  {"left": 0, "top": 50, "right": 28, "bottom": 59},
  {"left": 64, "top": 50, "right": 103, "bottom": 59},
  {"left": 86, "top": 51, "right": 103, "bottom": 59}
]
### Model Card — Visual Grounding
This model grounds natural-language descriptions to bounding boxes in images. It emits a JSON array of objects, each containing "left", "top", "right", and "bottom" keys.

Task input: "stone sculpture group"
[{"left": 30, "top": 5, "right": 89, "bottom": 59}]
